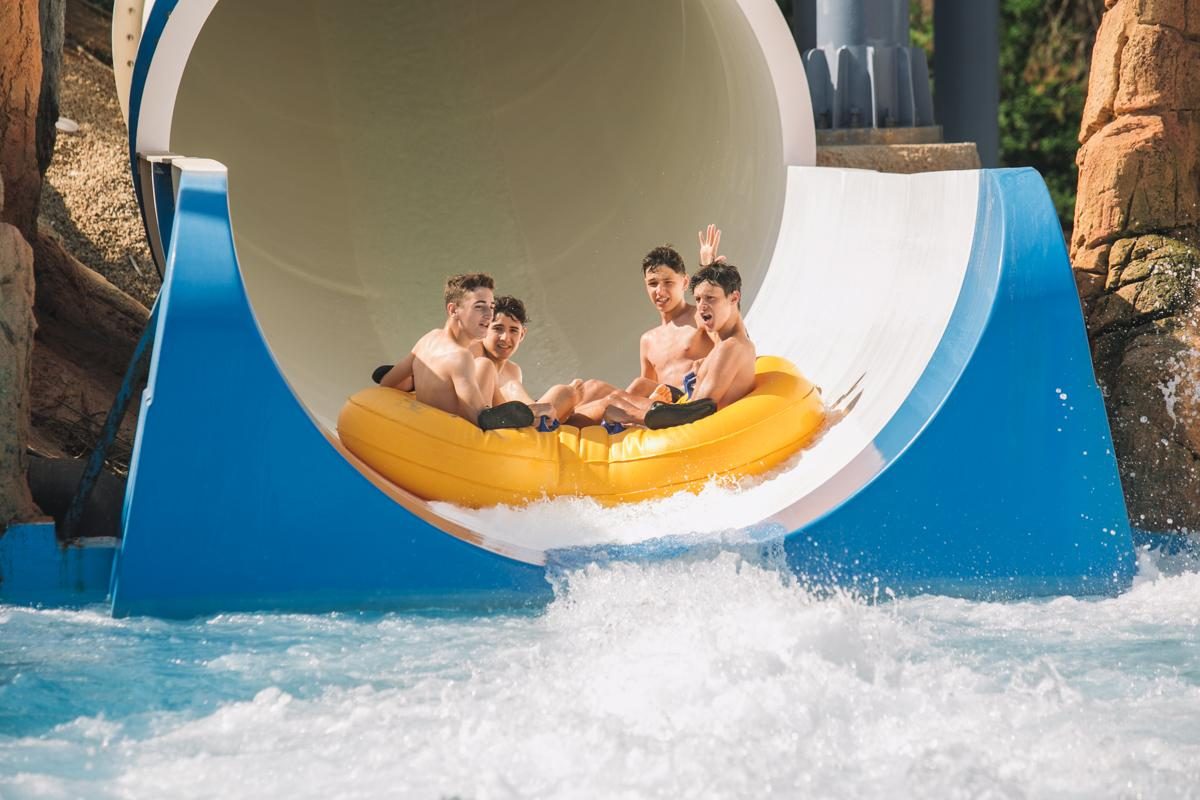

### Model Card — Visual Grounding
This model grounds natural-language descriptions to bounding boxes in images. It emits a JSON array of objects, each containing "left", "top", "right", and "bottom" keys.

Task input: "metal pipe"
[
  {"left": 806, "top": 0, "right": 932, "bottom": 129},
  {"left": 935, "top": 0, "right": 1000, "bottom": 166}
]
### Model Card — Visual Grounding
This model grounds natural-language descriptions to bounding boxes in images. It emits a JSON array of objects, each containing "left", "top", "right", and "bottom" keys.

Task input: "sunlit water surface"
[{"left": 2, "top": 545, "right": 1199, "bottom": 799}]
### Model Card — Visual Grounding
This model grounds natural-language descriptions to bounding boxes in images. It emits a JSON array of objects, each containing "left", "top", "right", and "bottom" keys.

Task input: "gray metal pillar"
[
  {"left": 934, "top": 0, "right": 999, "bottom": 167},
  {"left": 817, "top": 0, "right": 907, "bottom": 48},
  {"left": 789, "top": 0, "right": 816, "bottom": 53},
  {"left": 802, "top": 0, "right": 933, "bottom": 130}
]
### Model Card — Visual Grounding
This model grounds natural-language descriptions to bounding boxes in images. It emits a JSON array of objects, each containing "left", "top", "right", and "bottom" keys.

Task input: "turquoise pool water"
[{"left": 2, "top": 546, "right": 1199, "bottom": 798}]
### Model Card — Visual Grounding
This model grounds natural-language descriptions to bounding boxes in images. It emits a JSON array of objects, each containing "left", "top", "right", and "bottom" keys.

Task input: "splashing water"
[
  {"left": 2, "top": 546, "right": 1199, "bottom": 799},
  {"left": 431, "top": 408, "right": 849, "bottom": 552}
]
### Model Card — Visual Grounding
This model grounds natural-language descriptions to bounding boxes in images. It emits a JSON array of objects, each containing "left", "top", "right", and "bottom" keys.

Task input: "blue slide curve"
[{"left": 99, "top": 0, "right": 1133, "bottom": 616}]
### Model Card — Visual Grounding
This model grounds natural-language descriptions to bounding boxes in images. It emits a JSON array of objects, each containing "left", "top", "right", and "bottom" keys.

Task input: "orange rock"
[
  {"left": 1074, "top": 0, "right": 1200, "bottom": 531},
  {"left": 1074, "top": 113, "right": 1200, "bottom": 252},
  {"left": 0, "top": 222, "right": 39, "bottom": 524},
  {"left": 1134, "top": 0, "right": 1200, "bottom": 35},
  {"left": 0, "top": 0, "right": 43, "bottom": 524},
  {"left": 1080, "top": 0, "right": 1135, "bottom": 144},
  {"left": 0, "top": 0, "right": 44, "bottom": 240},
  {"left": 1114, "top": 24, "right": 1200, "bottom": 115}
]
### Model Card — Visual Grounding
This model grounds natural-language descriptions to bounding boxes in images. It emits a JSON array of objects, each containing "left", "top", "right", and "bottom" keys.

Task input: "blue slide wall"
[{"left": 101, "top": 162, "right": 1133, "bottom": 617}]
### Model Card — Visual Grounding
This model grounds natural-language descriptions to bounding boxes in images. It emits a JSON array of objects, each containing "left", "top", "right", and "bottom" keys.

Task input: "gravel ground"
[{"left": 39, "top": 46, "right": 159, "bottom": 308}]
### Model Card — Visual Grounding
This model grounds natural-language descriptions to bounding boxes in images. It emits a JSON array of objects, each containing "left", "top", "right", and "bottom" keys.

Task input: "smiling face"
[
  {"left": 483, "top": 311, "right": 526, "bottom": 361},
  {"left": 644, "top": 265, "right": 687, "bottom": 314},
  {"left": 693, "top": 280, "right": 740, "bottom": 333},
  {"left": 449, "top": 287, "right": 495, "bottom": 340}
]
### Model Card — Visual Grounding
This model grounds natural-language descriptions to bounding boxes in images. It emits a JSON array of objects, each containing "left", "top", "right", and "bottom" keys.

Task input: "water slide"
[{"left": 106, "top": 0, "right": 1135, "bottom": 617}]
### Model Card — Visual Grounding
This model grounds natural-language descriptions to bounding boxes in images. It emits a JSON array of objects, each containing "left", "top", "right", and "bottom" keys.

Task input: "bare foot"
[
  {"left": 529, "top": 402, "right": 556, "bottom": 418},
  {"left": 649, "top": 384, "right": 674, "bottom": 405}
]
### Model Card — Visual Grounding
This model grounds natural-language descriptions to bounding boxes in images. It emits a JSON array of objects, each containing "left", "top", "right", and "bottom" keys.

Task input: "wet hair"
[
  {"left": 690, "top": 263, "right": 742, "bottom": 305},
  {"left": 444, "top": 273, "right": 494, "bottom": 307},
  {"left": 493, "top": 295, "right": 528, "bottom": 326},
  {"left": 642, "top": 245, "right": 686, "bottom": 275}
]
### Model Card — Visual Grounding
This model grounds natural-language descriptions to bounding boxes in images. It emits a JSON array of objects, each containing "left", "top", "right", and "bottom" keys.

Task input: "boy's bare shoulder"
[
  {"left": 448, "top": 346, "right": 477, "bottom": 367},
  {"left": 713, "top": 334, "right": 755, "bottom": 359},
  {"left": 414, "top": 328, "right": 444, "bottom": 350}
]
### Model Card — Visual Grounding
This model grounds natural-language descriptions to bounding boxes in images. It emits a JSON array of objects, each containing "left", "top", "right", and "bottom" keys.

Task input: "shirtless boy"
[
  {"left": 604, "top": 262, "right": 756, "bottom": 430},
  {"left": 571, "top": 225, "right": 725, "bottom": 427},
  {"left": 378, "top": 273, "right": 533, "bottom": 430},
  {"left": 475, "top": 296, "right": 584, "bottom": 432}
]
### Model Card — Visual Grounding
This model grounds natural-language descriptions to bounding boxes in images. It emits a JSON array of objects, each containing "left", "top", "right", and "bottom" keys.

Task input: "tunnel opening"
[{"left": 156, "top": 0, "right": 805, "bottom": 426}]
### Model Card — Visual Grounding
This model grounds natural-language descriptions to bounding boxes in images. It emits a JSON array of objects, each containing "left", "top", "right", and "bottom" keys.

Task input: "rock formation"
[
  {"left": 0, "top": 0, "right": 44, "bottom": 524},
  {"left": 2, "top": 0, "right": 144, "bottom": 527},
  {"left": 1072, "top": 0, "right": 1200, "bottom": 531},
  {"left": 36, "top": 0, "right": 65, "bottom": 176},
  {"left": 33, "top": 33, "right": 152, "bottom": 470},
  {"left": 31, "top": 229, "right": 146, "bottom": 464}
]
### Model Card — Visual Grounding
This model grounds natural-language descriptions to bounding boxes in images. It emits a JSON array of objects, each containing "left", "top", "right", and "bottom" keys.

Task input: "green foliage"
[
  {"left": 909, "top": 1, "right": 934, "bottom": 69},
  {"left": 909, "top": 0, "right": 1100, "bottom": 233},
  {"left": 998, "top": 0, "right": 1102, "bottom": 232}
]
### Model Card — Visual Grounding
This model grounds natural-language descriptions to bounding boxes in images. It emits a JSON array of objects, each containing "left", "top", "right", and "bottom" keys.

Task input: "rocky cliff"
[
  {"left": 1, "top": 0, "right": 44, "bottom": 525},
  {"left": 2, "top": 0, "right": 149, "bottom": 527},
  {"left": 1072, "top": 0, "right": 1200, "bottom": 531}
]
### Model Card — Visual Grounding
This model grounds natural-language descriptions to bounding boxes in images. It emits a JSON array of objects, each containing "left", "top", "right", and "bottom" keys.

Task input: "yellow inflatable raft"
[{"left": 337, "top": 356, "right": 825, "bottom": 508}]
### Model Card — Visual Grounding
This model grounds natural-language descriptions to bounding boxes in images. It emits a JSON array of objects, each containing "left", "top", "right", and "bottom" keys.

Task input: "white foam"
[
  {"left": 429, "top": 417, "right": 841, "bottom": 550},
  {"left": 4, "top": 551, "right": 1200, "bottom": 798}
]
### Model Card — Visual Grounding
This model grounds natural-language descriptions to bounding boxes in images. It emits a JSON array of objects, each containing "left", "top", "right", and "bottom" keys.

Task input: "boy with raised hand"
[
  {"left": 475, "top": 295, "right": 584, "bottom": 432},
  {"left": 630, "top": 225, "right": 727, "bottom": 394},
  {"left": 377, "top": 273, "right": 533, "bottom": 430},
  {"left": 572, "top": 225, "right": 727, "bottom": 429},
  {"left": 602, "top": 261, "right": 756, "bottom": 430}
]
